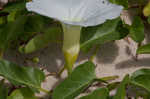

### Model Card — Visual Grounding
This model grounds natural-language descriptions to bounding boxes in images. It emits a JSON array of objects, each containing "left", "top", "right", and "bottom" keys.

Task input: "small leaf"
[
  {"left": 2, "top": 2, "right": 26, "bottom": 13},
  {"left": 109, "top": 0, "right": 128, "bottom": 9},
  {"left": 129, "top": 16, "right": 145, "bottom": 43},
  {"left": 79, "top": 88, "right": 109, "bottom": 99},
  {"left": 7, "top": 11, "right": 18, "bottom": 22},
  {"left": 131, "top": 69, "right": 150, "bottom": 92},
  {"left": 0, "top": 14, "right": 7, "bottom": 25},
  {"left": 7, "top": 87, "right": 37, "bottom": 99},
  {"left": 0, "top": 80, "right": 8, "bottom": 99},
  {"left": 52, "top": 61, "right": 96, "bottom": 99},
  {"left": 24, "top": 15, "right": 45, "bottom": 33},
  {"left": 143, "top": 1, "right": 150, "bottom": 16},
  {"left": 0, "top": 15, "right": 27, "bottom": 50},
  {"left": 107, "top": 82, "right": 120, "bottom": 91},
  {"left": 0, "top": 59, "right": 45, "bottom": 91},
  {"left": 113, "top": 74, "right": 130, "bottom": 99},
  {"left": 23, "top": 27, "right": 62, "bottom": 54},
  {"left": 137, "top": 44, "right": 150, "bottom": 54},
  {"left": 127, "top": 84, "right": 149, "bottom": 98},
  {"left": 81, "top": 18, "right": 128, "bottom": 52}
]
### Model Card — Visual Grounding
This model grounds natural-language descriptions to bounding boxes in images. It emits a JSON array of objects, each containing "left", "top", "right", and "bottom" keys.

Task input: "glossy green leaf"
[
  {"left": 0, "top": 16, "right": 27, "bottom": 50},
  {"left": 109, "top": 0, "right": 128, "bottom": 8},
  {"left": 2, "top": 2, "right": 26, "bottom": 13},
  {"left": 131, "top": 69, "right": 150, "bottom": 92},
  {"left": 107, "top": 82, "right": 120, "bottom": 91},
  {"left": 113, "top": 75, "right": 130, "bottom": 99},
  {"left": 0, "top": 80, "right": 8, "bottom": 99},
  {"left": 0, "top": 13, "right": 7, "bottom": 25},
  {"left": 143, "top": 1, "right": 150, "bottom": 16},
  {"left": 7, "top": 87, "right": 37, "bottom": 99},
  {"left": 129, "top": 16, "right": 145, "bottom": 43},
  {"left": 81, "top": 18, "right": 128, "bottom": 52},
  {"left": 52, "top": 61, "right": 96, "bottom": 99},
  {"left": 129, "top": 0, "right": 147, "bottom": 5},
  {"left": 0, "top": 59, "right": 45, "bottom": 91},
  {"left": 7, "top": 11, "right": 18, "bottom": 22},
  {"left": 24, "top": 15, "right": 45, "bottom": 33},
  {"left": 127, "top": 84, "right": 149, "bottom": 98},
  {"left": 2, "top": 1, "right": 27, "bottom": 23},
  {"left": 79, "top": 88, "right": 109, "bottom": 99},
  {"left": 22, "top": 27, "right": 62, "bottom": 54},
  {"left": 137, "top": 44, "right": 150, "bottom": 54}
]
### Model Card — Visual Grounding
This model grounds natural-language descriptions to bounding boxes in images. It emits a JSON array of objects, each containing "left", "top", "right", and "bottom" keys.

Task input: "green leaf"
[
  {"left": 109, "top": 0, "right": 128, "bottom": 8},
  {"left": 129, "top": 16, "right": 145, "bottom": 43},
  {"left": 113, "top": 75, "right": 130, "bottom": 99},
  {"left": 0, "top": 14, "right": 7, "bottom": 25},
  {"left": 129, "top": 0, "right": 147, "bottom": 5},
  {"left": 127, "top": 84, "right": 149, "bottom": 98},
  {"left": 7, "top": 87, "right": 37, "bottom": 99},
  {"left": 24, "top": 15, "right": 45, "bottom": 33},
  {"left": 0, "top": 80, "right": 8, "bottom": 99},
  {"left": 131, "top": 69, "right": 150, "bottom": 92},
  {"left": 137, "top": 44, "right": 150, "bottom": 54},
  {"left": 0, "top": 15, "right": 27, "bottom": 50},
  {"left": 0, "top": 59, "right": 45, "bottom": 91},
  {"left": 81, "top": 18, "right": 128, "bottom": 52},
  {"left": 2, "top": 1, "right": 27, "bottom": 23},
  {"left": 52, "top": 61, "right": 96, "bottom": 99},
  {"left": 7, "top": 11, "right": 18, "bottom": 22},
  {"left": 2, "top": 2, "right": 26, "bottom": 13},
  {"left": 79, "top": 88, "right": 109, "bottom": 99},
  {"left": 22, "top": 27, "right": 62, "bottom": 54},
  {"left": 143, "top": 1, "right": 150, "bottom": 17},
  {"left": 107, "top": 82, "right": 120, "bottom": 91}
]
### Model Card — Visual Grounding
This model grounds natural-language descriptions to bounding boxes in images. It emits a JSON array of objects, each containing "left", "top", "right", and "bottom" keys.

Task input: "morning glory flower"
[
  {"left": 26, "top": 0, "right": 123, "bottom": 75},
  {"left": 26, "top": 0, "right": 123, "bottom": 27}
]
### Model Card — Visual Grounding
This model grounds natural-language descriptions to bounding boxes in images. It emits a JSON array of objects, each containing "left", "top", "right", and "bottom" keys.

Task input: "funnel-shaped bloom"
[
  {"left": 26, "top": 0, "right": 123, "bottom": 75},
  {"left": 26, "top": 0, "right": 123, "bottom": 27}
]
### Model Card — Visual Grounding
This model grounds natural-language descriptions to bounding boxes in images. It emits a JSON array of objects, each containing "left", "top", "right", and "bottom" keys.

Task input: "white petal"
[
  {"left": 26, "top": 0, "right": 69, "bottom": 21},
  {"left": 26, "top": 0, "right": 123, "bottom": 27}
]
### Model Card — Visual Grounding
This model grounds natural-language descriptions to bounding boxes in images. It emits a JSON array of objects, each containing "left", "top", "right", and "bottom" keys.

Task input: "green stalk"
[
  {"left": 39, "top": 87, "right": 50, "bottom": 94},
  {"left": 90, "top": 45, "right": 100, "bottom": 61},
  {"left": 62, "top": 23, "right": 81, "bottom": 75}
]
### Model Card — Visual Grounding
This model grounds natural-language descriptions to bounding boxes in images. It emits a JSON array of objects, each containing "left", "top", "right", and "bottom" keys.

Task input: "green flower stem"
[
  {"left": 94, "top": 75, "right": 119, "bottom": 83},
  {"left": 100, "top": 75, "right": 119, "bottom": 81},
  {"left": 39, "top": 87, "right": 50, "bottom": 94},
  {"left": 62, "top": 23, "right": 82, "bottom": 75},
  {"left": 90, "top": 45, "right": 100, "bottom": 61}
]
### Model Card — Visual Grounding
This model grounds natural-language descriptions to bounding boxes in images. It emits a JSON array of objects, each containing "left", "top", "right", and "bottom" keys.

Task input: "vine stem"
[
  {"left": 95, "top": 75, "right": 119, "bottom": 82},
  {"left": 135, "top": 43, "right": 142, "bottom": 61},
  {"left": 57, "top": 66, "right": 65, "bottom": 77},
  {"left": 39, "top": 87, "right": 50, "bottom": 94},
  {"left": 90, "top": 45, "right": 100, "bottom": 61}
]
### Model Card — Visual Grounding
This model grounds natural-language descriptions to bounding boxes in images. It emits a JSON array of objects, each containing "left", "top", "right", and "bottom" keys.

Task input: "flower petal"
[
  {"left": 26, "top": 0, "right": 123, "bottom": 27},
  {"left": 26, "top": 0, "right": 69, "bottom": 21}
]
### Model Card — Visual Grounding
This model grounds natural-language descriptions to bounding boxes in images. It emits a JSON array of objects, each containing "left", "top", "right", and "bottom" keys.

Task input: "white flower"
[
  {"left": 26, "top": 0, "right": 123, "bottom": 75},
  {"left": 26, "top": 0, "right": 123, "bottom": 27}
]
